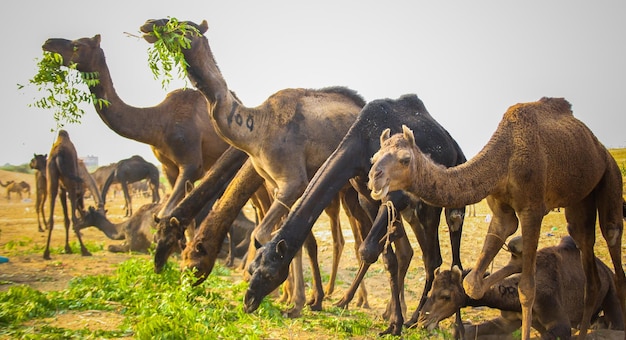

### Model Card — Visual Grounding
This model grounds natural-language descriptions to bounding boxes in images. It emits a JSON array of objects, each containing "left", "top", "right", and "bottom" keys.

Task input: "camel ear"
[
  {"left": 153, "top": 214, "right": 160, "bottom": 224},
  {"left": 185, "top": 181, "right": 194, "bottom": 195},
  {"left": 402, "top": 125, "right": 416, "bottom": 146},
  {"left": 199, "top": 20, "right": 209, "bottom": 34},
  {"left": 194, "top": 242, "right": 207, "bottom": 255},
  {"left": 92, "top": 34, "right": 101, "bottom": 45},
  {"left": 276, "top": 239, "right": 287, "bottom": 258},
  {"left": 380, "top": 128, "right": 391, "bottom": 145},
  {"left": 451, "top": 265, "right": 463, "bottom": 284},
  {"left": 434, "top": 266, "right": 441, "bottom": 277},
  {"left": 170, "top": 217, "right": 180, "bottom": 228}
]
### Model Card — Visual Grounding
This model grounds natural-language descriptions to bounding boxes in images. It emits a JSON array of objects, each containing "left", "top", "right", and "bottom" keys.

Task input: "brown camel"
[
  {"left": 101, "top": 155, "right": 160, "bottom": 216},
  {"left": 91, "top": 163, "right": 121, "bottom": 196},
  {"left": 141, "top": 18, "right": 369, "bottom": 317},
  {"left": 44, "top": 129, "right": 91, "bottom": 260},
  {"left": 29, "top": 154, "right": 48, "bottom": 232},
  {"left": 367, "top": 97, "right": 626, "bottom": 339},
  {"left": 77, "top": 159, "right": 105, "bottom": 214},
  {"left": 418, "top": 236, "right": 624, "bottom": 339},
  {"left": 41, "top": 34, "right": 230, "bottom": 221},
  {"left": 0, "top": 180, "right": 30, "bottom": 200}
]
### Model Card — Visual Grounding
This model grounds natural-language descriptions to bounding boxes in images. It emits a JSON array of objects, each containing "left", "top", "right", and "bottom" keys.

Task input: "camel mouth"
[
  {"left": 369, "top": 183, "right": 389, "bottom": 201},
  {"left": 243, "top": 290, "right": 261, "bottom": 313},
  {"left": 417, "top": 314, "right": 440, "bottom": 332},
  {"left": 141, "top": 33, "right": 158, "bottom": 44}
]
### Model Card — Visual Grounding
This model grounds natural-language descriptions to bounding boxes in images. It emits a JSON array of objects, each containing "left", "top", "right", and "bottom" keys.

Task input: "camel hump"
[
  {"left": 556, "top": 235, "right": 578, "bottom": 251},
  {"left": 538, "top": 97, "right": 572, "bottom": 115},
  {"left": 318, "top": 86, "right": 366, "bottom": 107},
  {"left": 397, "top": 94, "right": 429, "bottom": 115}
]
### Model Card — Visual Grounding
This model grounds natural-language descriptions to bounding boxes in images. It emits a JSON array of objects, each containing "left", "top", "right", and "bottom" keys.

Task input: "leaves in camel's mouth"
[
  {"left": 18, "top": 51, "right": 110, "bottom": 131},
  {"left": 145, "top": 17, "right": 200, "bottom": 89}
]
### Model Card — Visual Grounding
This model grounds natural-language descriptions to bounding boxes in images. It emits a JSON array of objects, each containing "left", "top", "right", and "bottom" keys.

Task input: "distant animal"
[
  {"left": 0, "top": 180, "right": 30, "bottom": 200},
  {"left": 418, "top": 236, "right": 624, "bottom": 339},
  {"left": 367, "top": 97, "right": 626, "bottom": 338},
  {"left": 30, "top": 153, "right": 48, "bottom": 232},
  {"left": 101, "top": 155, "right": 160, "bottom": 216},
  {"left": 44, "top": 130, "right": 91, "bottom": 260}
]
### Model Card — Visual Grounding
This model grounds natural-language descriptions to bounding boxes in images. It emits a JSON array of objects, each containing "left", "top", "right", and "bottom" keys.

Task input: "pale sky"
[{"left": 3, "top": 1, "right": 625, "bottom": 168}]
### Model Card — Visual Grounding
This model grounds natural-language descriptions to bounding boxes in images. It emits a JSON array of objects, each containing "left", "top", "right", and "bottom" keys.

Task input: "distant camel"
[
  {"left": 29, "top": 154, "right": 48, "bottom": 232},
  {"left": 418, "top": 236, "right": 624, "bottom": 339},
  {"left": 101, "top": 155, "right": 160, "bottom": 216},
  {"left": 44, "top": 130, "right": 91, "bottom": 260},
  {"left": 367, "top": 97, "right": 626, "bottom": 339},
  {"left": 0, "top": 180, "right": 30, "bottom": 200}
]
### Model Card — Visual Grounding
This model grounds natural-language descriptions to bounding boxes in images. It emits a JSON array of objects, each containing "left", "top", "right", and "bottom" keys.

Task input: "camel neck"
[
  {"left": 183, "top": 37, "right": 262, "bottom": 156},
  {"left": 409, "top": 136, "right": 508, "bottom": 207},
  {"left": 86, "top": 52, "right": 162, "bottom": 144}
]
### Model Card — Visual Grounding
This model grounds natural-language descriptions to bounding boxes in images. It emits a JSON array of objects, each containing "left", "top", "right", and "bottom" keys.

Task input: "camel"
[
  {"left": 90, "top": 163, "right": 121, "bottom": 198},
  {"left": 44, "top": 130, "right": 90, "bottom": 260},
  {"left": 242, "top": 94, "right": 467, "bottom": 336},
  {"left": 101, "top": 155, "right": 160, "bottom": 216},
  {"left": 141, "top": 18, "right": 370, "bottom": 317},
  {"left": 29, "top": 154, "right": 48, "bottom": 232},
  {"left": 418, "top": 236, "right": 624, "bottom": 339},
  {"left": 0, "top": 180, "right": 30, "bottom": 200},
  {"left": 41, "top": 34, "right": 230, "bottom": 222},
  {"left": 76, "top": 159, "right": 105, "bottom": 214},
  {"left": 367, "top": 97, "right": 626, "bottom": 339}
]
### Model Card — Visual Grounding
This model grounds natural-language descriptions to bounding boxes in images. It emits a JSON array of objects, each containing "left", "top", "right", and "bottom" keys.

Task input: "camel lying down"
[{"left": 418, "top": 236, "right": 624, "bottom": 339}]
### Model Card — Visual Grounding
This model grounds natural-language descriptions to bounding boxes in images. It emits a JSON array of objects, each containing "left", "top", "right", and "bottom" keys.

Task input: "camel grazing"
[
  {"left": 243, "top": 94, "right": 467, "bottom": 336},
  {"left": 418, "top": 236, "right": 624, "bottom": 339},
  {"left": 0, "top": 180, "right": 30, "bottom": 200},
  {"left": 141, "top": 18, "right": 370, "bottom": 317},
  {"left": 30, "top": 154, "right": 48, "bottom": 232},
  {"left": 101, "top": 155, "right": 160, "bottom": 216},
  {"left": 77, "top": 159, "right": 105, "bottom": 214},
  {"left": 44, "top": 130, "right": 90, "bottom": 260},
  {"left": 41, "top": 34, "right": 230, "bottom": 221},
  {"left": 367, "top": 97, "right": 626, "bottom": 339}
]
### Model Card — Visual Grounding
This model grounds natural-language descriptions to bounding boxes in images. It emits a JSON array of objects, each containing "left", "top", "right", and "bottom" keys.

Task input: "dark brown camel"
[
  {"left": 0, "top": 180, "right": 30, "bottom": 200},
  {"left": 244, "top": 94, "right": 467, "bottom": 336},
  {"left": 101, "top": 155, "right": 160, "bottom": 217},
  {"left": 41, "top": 34, "right": 230, "bottom": 221},
  {"left": 367, "top": 97, "right": 626, "bottom": 339},
  {"left": 44, "top": 130, "right": 90, "bottom": 260},
  {"left": 29, "top": 154, "right": 48, "bottom": 232},
  {"left": 418, "top": 236, "right": 624, "bottom": 339},
  {"left": 141, "top": 18, "right": 370, "bottom": 317}
]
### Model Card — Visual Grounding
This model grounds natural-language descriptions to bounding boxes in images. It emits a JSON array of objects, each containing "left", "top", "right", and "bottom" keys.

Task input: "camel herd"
[{"left": 20, "top": 17, "right": 625, "bottom": 339}]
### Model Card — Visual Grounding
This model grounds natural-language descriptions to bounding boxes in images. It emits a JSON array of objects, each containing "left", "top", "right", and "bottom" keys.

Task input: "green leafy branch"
[
  {"left": 145, "top": 17, "right": 200, "bottom": 89},
  {"left": 18, "top": 52, "right": 110, "bottom": 131}
]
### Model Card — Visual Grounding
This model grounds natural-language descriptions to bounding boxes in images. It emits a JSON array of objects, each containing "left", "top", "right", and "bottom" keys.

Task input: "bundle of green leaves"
[
  {"left": 19, "top": 52, "right": 109, "bottom": 130},
  {"left": 145, "top": 17, "right": 200, "bottom": 89}
]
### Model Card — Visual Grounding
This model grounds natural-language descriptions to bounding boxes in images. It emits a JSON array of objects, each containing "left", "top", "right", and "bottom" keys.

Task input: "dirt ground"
[{"left": 0, "top": 169, "right": 624, "bottom": 339}]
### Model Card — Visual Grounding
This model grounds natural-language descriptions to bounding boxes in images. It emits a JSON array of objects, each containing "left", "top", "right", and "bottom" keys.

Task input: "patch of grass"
[{"left": 0, "top": 257, "right": 425, "bottom": 339}]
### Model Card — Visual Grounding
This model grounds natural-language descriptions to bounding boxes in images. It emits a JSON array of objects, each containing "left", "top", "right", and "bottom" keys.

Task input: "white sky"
[{"left": 3, "top": 1, "right": 625, "bottom": 167}]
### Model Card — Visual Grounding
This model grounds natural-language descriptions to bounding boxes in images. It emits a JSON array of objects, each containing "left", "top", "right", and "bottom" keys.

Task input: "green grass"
[{"left": 0, "top": 257, "right": 449, "bottom": 339}]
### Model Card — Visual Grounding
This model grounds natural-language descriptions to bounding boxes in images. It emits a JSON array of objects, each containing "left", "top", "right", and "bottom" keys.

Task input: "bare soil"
[{"left": 0, "top": 169, "right": 624, "bottom": 339}]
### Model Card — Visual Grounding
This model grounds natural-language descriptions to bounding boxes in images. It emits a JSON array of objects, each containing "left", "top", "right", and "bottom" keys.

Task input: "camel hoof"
[
  {"left": 283, "top": 307, "right": 302, "bottom": 318},
  {"left": 81, "top": 250, "right": 93, "bottom": 257},
  {"left": 307, "top": 298, "right": 323, "bottom": 312},
  {"left": 379, "top": 323, "right": 402, "bottom": 336},
  {"left": 43, "top": 253, "right": 51, "bottom": 260}
]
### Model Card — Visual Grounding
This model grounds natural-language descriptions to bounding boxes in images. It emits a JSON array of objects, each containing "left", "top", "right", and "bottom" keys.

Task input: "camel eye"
[
  {"left": 438, "top": 293, "right": 451, "bottom": 301},
  {"left": 399, "top": 157, "right": 410, "bottom": 166}
]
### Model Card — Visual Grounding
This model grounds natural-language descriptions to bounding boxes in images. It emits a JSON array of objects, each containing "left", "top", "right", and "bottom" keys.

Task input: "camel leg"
[
  {"left": 565, "top": 196, "right": 603, "bottom": 339},
  {"left": 43, "top": 175, "right": 59, "bottom": 260},
  {"left": 445, "top": 206, "right": 466, "bottom": 339},
  {"left": 464, "top": 197, "right": 519, "bottom": 299},
  {"left": 304, "top": 232, "right": 324, "bottom": 311},
  {"left": 323, "top": 194, "right": 344, "bottom": 296},
  {"left": 121, "top": 182, "right": 132, "bottom": 216},
  {"left": 379, "top": 242, "right": 403, "bottom": 336},
  {"left": 68, "top": 188, "right": 91, "bottom": 257},
  {"left": 285, "top": 248, "right": 305, "bottom": 318},
  {"left": 59, "top": 190, "right": 72, "bottom": 254}
]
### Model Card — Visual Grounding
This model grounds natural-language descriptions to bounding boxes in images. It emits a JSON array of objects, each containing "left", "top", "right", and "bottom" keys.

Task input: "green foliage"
[
  {"left": 145, "top": 17, "right": 199, "bottom": 89},
  {"left": 18, "top": 52, "right": 110, "bottom": 130},
  {"left": 0, "top": 163, "right": 32, "bottom": 174}
]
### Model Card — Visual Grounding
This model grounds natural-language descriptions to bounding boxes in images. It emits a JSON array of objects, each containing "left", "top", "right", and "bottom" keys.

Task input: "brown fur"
[
  {"left": 41, "top": 34, "right": 230, "bottom": 222},
  {"left": 29, "top": 154, "right": 48, "bottom": 232},
  {"left": 44, "top": 130, "right": 91, "bottom": 260},
  {"left": 368, "top": 97, "right": 626, "bottom": 338},
  {"left": 419, "top": 236, "right": 624, "bottom": 339},
  {"left": 101, "top": 155, "right": 160, "bottom": 216},
  {"left": 141, "top": 18, "right": 369, "bottom": 317}
]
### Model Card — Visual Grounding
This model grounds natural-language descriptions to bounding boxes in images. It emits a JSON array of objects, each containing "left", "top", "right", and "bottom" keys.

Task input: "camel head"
[
  {"left": 30, "top": 154, "right": 47, "bottom": 171},
  {"left": 418, "top": 266, "right": 466, "bottom": 331},
  {"left": 140, "top": 18, "right": 208, "bottom": 44},
  {"left": 243, "top": 239, "right": 292, "bottom": 313},
  {"left": 368, "top": 125, "right": 417, "bottom": 200},
  {"left": 42, "top": 35, "right": 102, "bottom": 71},
  {"left": 180, "top": 239, "right": 216, "bottom": 286},
  {"left": 153, "top": 215, "right": 185, "bottom": 273}
]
